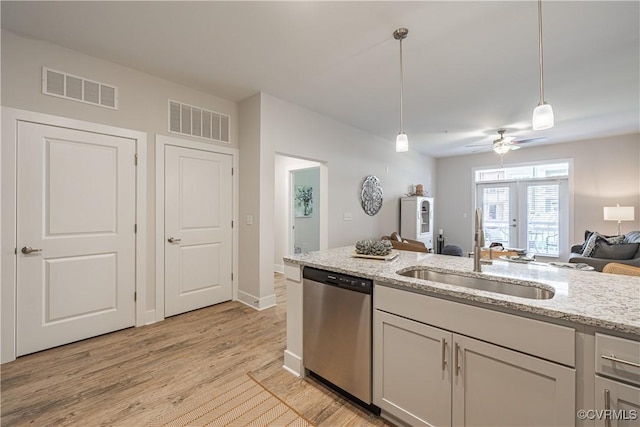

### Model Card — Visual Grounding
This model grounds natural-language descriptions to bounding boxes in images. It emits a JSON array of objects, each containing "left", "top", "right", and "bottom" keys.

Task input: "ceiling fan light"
[
  {"left": 532, "top": 102, "right": 554, "bottom": 130},
  {"left": 396, "top": 133, "right": 409, "bottom": 152},
  {"left": 493, "top": 144, "right": 510, "bottom": 155}
]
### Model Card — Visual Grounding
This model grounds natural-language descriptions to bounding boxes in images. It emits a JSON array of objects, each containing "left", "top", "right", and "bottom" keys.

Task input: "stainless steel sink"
[{"left": 397, "top": 269, "right": 555, "bottom": 300}]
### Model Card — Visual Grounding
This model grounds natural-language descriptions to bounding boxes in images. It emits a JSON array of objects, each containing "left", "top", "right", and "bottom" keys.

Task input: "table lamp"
[{"left": 603, "top": 204, "right": 635, "bottom": 235}]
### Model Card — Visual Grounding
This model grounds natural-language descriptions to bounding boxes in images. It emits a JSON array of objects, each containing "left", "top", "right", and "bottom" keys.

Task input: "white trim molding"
[
  {"left": 236, "top": 290, "right": 277, "bottom": 311},
  {"left": 1, "top": 107, "right": 147, "bottom": 364}
]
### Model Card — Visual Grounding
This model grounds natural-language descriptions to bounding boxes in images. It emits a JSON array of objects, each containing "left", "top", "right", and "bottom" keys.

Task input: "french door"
[{"left": 477, "top": 179, "right": 568, "bottom": 258}]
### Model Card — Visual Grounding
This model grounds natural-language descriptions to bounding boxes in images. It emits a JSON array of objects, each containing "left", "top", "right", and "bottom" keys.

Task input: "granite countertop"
[{"left": 284, "top": 246, "right": 640, "bottom": 336}]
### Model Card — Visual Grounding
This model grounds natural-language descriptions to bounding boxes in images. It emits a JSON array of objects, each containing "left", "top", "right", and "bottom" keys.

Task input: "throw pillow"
[
  {"left": 581, "top": 229, "right": 616, "bottom": 252},
  {"left": 581, "top": 232, "right": 625, "bottom": 257},
  {"left": 624, "top": 231, "right": 640, "bottom": 244},
  {"left": 592, "top": 243, "right": 639, "bottom": 260}
]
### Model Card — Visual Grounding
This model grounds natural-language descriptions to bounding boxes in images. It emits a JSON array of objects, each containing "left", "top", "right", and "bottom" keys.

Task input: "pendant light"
[
  {"left": 532, "top": 0, "right": 554, "bottom": 130},
  {"left": 394, "top": 28, "right": 409, "bottom": 152}
]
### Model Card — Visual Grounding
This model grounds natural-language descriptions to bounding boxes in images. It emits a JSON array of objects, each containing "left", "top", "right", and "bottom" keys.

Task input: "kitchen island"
[{"left": 283, "top": 246, "right": 640, "bottom": 427}]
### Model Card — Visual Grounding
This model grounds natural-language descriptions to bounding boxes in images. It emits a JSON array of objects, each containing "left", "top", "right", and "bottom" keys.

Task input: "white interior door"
[
  {"left": 164, "top": 145, "right": 232, "bottom": 317},
  {"left": 17, "top": 122, "right": 136, "bottom": 356}
]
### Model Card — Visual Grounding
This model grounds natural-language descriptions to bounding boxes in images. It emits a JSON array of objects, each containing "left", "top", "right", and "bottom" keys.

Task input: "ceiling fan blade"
[
  {"left": 509, "top": 145, "right": 522, "bottom": 150},
  {"left": 503, "top": 136, "right": 516, "bottom": 143},
  {"left": 465, "top": 143, "right": 491, "bottom": 147},
  {"left": 513, "top": 136, "right": 547, "bottom": 145},
  {"left": 472, "top": 146, "right": 492, "bottom": 153}
]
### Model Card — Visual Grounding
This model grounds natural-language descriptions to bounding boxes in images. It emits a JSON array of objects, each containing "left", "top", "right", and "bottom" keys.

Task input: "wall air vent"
[
  {"left": 42, "top": 67, "right": 118, "bottom": 109},
  {"left": 169, "top": 100, "right": 230, "bottom": 144}
]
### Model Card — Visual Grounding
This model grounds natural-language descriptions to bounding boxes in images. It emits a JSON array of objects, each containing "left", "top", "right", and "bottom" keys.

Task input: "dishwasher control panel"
[{"left": 303, "top": 267, "right": 373, "bottom": 294}]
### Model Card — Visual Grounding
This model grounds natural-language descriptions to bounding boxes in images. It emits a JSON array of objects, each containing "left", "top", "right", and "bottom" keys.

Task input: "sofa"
[
  {"left": 382, "top": 232, "right": 428, "bottom": 253},
  {"left": 569, "top": 230, "right": 640, "bottom": 272}
]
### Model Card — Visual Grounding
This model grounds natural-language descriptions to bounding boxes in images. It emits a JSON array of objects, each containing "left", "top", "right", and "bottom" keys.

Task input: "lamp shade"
[
  {"left": 532, "top": 103, "right": 554, "bottom": 130},
  {"left": 604, "top": 206, "right": 635, "bottom": 221},
  {"left": 396, "top": 133, "right": 408, "bottom": 152}
]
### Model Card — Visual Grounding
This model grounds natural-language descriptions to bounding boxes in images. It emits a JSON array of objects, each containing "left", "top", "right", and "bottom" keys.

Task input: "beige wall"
[
  {"left": 262, "top": 93, "right": 437, "bottom": 246},
  {"left": 237, "top": 94, "right": 265, "bottom": 307},
  {"left": 435, "top": 133, "right": 640, "bottom": 254},
  {"left": 239, "top": 92, "right": 436, "bottom": 307},
  {"left": 1, "top": 30, "right": 238, "bottom": 313}
]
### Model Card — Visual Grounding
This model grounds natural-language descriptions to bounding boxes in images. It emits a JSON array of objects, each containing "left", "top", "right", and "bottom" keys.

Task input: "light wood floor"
[{"left": 1, "top": 274, "right": 392, "bottom": 426}]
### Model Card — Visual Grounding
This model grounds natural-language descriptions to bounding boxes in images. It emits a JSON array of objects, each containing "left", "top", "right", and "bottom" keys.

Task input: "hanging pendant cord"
[
  {"left": 538, "top": 0, "right": 545, "bottom": 104},
  {"left": 399, "top": 37, "right": 405, "bottom": 133}
]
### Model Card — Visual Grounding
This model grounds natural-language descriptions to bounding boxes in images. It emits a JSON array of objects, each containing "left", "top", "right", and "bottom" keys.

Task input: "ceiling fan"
[{"left": 467, "top": 129, "right": 547, "bottom": 154}]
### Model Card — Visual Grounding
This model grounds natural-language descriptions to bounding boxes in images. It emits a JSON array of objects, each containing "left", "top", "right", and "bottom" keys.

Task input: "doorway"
[
  {"left": 155, "top": 135, "right": 238, "bottom": 321},
  {"left": 273, "top": 154, "right": 328, "bottom": 273},
  {"left": 163, "top": 145, "right": 233, "bottom": 317},
  {"left": 1, "top": 107, "right": 147, "bottom": 363},
  {"left": 292, "top": 167, "right": 320, "bottom": 255},
  {"left": 476, "top": 180, "right": 568, "bottom": 258}
]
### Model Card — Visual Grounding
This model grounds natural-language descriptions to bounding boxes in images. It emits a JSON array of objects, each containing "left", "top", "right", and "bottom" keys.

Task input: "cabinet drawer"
[{"left": 595, "top": 333, "right": 640, "bottom": 386}]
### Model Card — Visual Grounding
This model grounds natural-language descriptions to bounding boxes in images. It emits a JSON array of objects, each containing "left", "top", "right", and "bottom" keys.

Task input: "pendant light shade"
[
  {"left": 532, "top": 102, "right": 554, "bottom": 130},
  {"left": 394, "top": 28, "right": 409, "bottom": 152},
  {"left": 396, "top": 133, "right": 408, "bottom": 152},
  {"left": 533, "top": 0, "right": 554, "bottom": 131}
]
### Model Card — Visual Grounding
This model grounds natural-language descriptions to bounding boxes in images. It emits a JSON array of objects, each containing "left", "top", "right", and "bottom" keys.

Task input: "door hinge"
[
  {"left": 134, "top": 154, "right": 138, "bottom": 165},
  {"left": 231, "top": 273, "right": 234, "bottom": 281},
  {"left": 231, "top": 167, "right": 234, "bottom": 176},
  {"left": 14, "top": 247, "right": 17, "bottom": 255},
  {"left": 134, "top": 291, "right": 137, "bottom": 302},
  {"left": 134, "top": 224, "right": 137, "bottom": 233},
  {"left": 231, "top": 220, "right": 234, "bottom": 228}
]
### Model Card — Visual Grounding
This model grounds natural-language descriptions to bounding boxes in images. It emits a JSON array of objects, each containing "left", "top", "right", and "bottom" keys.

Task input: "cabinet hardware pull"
[
  {"left": 167, "top": 237, "right": 182, "bottom": 243},
  {"left": 604, "top": 388, "right": 611, "bottom": 427},
  {"left": 455, "top": 342, "right": 460, "bottom": 376},
  {"left": 21, "top": 246, "right": 42, "bottom": 254},
  {"left": 601, "top": 354, "right": 640, "bottom": 368},
  {"left": 441, "top": 338, "right": 447, "bottom": 371}
]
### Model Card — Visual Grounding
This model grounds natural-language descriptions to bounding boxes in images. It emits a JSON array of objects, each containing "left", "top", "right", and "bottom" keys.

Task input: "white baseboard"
[
  {"left": 237, "top": 290, "right": 277, "bottom": 311},
  {"left": 274, "top": 264, "right": 284, "bottom": 274},
  {"left": 145, "top": 309, "right": 158, "bottom": 325},
  {"left": 283, "top": 349, "right": 304, "bottom": 377}
]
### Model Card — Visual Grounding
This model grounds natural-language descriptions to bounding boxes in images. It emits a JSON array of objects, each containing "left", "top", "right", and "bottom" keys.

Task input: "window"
[{"left": 475, "top": 162, "right": 570, "bottom": 258}]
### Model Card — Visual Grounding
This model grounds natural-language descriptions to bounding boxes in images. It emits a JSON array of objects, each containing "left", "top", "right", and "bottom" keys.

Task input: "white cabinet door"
[
  {"left": 452, "top": 334, "right": 576, "bottom": 427},
  {"left": 164, "top": 145, "right": 232, "bottom": 317},
  {"left": 595, "top": 377, "right": 640, "bottom": 427},
  {"left": 373, "top": 310, "right": 451, "bottom": 427},
  {"left": 17, "top": 122, "right": 136, "bottom": 356}
]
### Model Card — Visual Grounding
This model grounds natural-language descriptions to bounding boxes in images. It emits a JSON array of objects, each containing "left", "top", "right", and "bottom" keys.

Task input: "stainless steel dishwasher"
[{"left": 303, "top": 267, "right": 378, "bottom": 412}]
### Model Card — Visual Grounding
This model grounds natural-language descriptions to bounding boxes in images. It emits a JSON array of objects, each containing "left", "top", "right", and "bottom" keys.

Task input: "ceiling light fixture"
[
  {"left": 492, "top": 130, "right": 513, "bottom": 155},
  {"left": 493, "top": 144, "right": 511, "bottom": 155},
  {"left": 394, "top": 27, "right": 409, "bottom": 152},
  {"left": 532, "top": 0, "right": 554, "bottom": 130}
]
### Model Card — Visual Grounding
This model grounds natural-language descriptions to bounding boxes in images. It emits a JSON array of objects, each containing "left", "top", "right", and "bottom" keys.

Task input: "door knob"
[
  {"left": 21, "top": 246, "right": 42, "bottom": 254},
  {"left": 167, "top": 237, "right": 181, "bottom": 243}
]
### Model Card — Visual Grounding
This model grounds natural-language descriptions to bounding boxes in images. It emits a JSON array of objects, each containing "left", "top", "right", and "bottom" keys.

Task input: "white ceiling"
[{"left": 2, "top": 1, "right": 639, "bottom": 158}]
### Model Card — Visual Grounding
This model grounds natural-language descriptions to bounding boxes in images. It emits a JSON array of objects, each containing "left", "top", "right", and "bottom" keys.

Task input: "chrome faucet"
[{"left": 473, "top": 208, "right": 491, "bottom": 272}]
